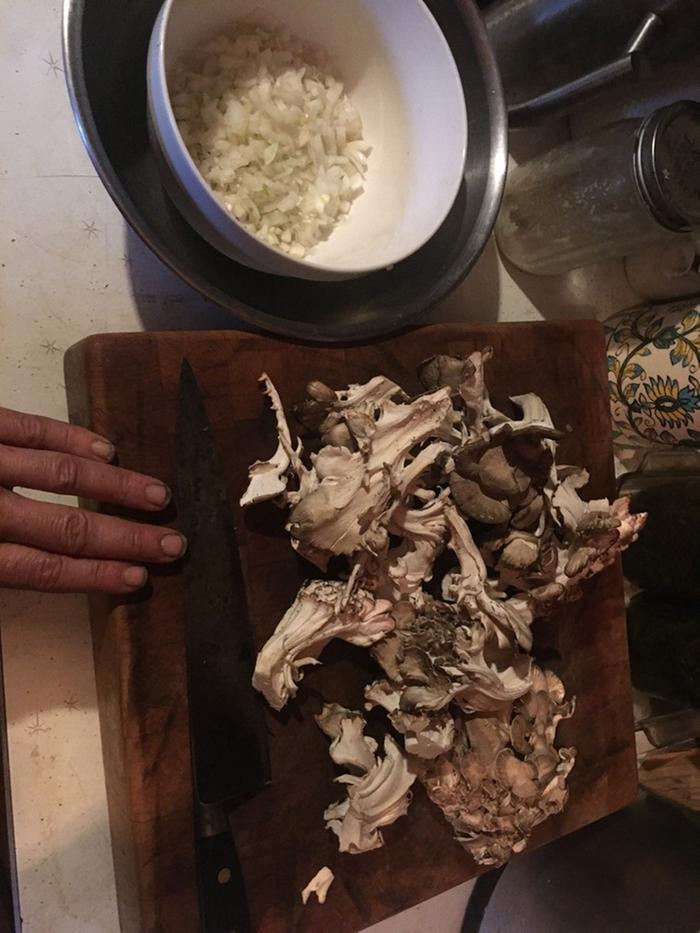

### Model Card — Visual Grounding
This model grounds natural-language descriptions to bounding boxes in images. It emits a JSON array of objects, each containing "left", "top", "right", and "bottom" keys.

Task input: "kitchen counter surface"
[{"left": 0, "top": 3, "right": 640, "bottom": 931}]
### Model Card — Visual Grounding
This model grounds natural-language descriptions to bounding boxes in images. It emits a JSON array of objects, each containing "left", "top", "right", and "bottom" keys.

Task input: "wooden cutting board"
[{"left": 64, "top": 321, "right": 638, "bottom": 933}]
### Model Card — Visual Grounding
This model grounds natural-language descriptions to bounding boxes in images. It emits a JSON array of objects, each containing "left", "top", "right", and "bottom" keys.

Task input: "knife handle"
[{"left": 197, "top": 830, "right": 250, "bottom": 933}]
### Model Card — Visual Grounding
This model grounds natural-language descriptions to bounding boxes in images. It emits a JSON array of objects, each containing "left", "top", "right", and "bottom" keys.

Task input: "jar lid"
[{"left": 634, "top": 100, "right": 700, "bottom": 231}]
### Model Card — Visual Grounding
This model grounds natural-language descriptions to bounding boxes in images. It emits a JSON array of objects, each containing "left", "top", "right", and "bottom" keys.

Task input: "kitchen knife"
[{"left": 176, "top": 360, "right": 270, "bottom": 933}]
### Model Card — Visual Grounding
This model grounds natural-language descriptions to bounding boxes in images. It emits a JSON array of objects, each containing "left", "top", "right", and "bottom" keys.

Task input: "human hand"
[{"left": 0, "top": 406, "right": 186, "bottom": 594}]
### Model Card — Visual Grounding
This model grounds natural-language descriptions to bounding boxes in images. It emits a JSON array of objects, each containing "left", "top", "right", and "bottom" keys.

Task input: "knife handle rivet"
[{"left": 217, "top": 867, "right": 232, "bottom": 885}]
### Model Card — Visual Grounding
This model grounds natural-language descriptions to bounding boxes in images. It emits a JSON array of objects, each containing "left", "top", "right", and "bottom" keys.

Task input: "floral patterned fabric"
[{"left": 605, "top": 301, "right": 700, "bottom": 447}]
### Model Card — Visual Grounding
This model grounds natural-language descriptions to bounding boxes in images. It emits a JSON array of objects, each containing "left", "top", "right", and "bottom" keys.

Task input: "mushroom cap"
[
  {"left": 500, "top": 535, "right": 540, "bottom": 570},
  {"left": 322, "top": 422, "right": 355, "bottom": 449},
  {"left": 418, "top": 354, "right": 475, "bottom": 393},
  {"left": 307, "top": 380, "right": 337, "bottom": 403},
  {"left": 494, "top": 750, "right": 539, "bottom": 800},
  {"left": 511, "top": 493, "right": 544, "bottom": 530},
  {"left": 477, "top": 447, "right": 531, "bottom": 498},
  {"left": 450, "top": 474, "right": 512, "bottom": 525}
]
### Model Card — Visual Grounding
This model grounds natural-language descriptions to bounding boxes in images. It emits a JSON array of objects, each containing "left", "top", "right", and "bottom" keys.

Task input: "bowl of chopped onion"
[{"left": 147, "top": 0, "right": 467, "bottom": 281}]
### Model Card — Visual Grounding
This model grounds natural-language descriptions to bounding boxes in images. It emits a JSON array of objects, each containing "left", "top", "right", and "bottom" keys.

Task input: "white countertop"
[{"left": 0, "top": 4, "right": 643, "bottom": 931}]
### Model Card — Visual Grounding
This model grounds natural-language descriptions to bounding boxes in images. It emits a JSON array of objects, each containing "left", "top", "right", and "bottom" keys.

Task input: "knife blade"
[{"left": 176, "top": 360, "right": 270, "bottom": 933}]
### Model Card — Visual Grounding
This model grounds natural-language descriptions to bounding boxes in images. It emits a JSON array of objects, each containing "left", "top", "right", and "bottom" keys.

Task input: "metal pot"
[
  {"left": 62, "top": 0, "right": 506, "bottom": 342},
  {"left": 485, "top": 0, "right": 699, "bottom": 126}
]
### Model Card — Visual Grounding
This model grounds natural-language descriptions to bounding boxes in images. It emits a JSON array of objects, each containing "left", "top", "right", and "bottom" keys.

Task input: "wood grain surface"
[{"left": 64, "top": 321, "right": 638, "bottom": 933}]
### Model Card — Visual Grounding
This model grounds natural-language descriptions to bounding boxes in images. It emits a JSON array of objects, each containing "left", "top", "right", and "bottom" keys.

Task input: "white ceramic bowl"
[{"left": 147, "top": 0, "right": 467, "bottom": 281}]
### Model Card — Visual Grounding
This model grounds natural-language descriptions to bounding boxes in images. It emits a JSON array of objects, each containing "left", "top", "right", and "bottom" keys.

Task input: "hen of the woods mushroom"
[{"left": 240, "top": 350, "right": 646, "bottom": 868}]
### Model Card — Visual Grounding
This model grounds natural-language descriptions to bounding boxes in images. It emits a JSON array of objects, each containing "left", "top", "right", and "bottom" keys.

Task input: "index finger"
[{"left": 0, "top": 406, "right": 115, "bottom": 463}]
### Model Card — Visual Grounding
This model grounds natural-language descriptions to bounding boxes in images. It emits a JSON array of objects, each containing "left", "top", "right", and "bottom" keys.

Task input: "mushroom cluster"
[{"left": 240, "top": 349, "right": 646, "bottom": 867}]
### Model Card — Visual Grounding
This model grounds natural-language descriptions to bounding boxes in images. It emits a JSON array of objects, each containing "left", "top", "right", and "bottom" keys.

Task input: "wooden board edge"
[
  {"left": 64, "top": 341, "right": 144, "bottom": 933},
  {"left": 63, "top": 339, "right": 92, "bottom": 433},
  {"left": 68, "top": 319, "right": 606, "bottom": 355}
]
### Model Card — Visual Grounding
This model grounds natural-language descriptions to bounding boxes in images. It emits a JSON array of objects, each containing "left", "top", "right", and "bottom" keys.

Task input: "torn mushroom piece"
[
  {"left": 315, "top": 704, "right": 378, "bottom": 774},
  {"left": 530, "top": 495, "right": 647, "bottom": 612},
  {"left": 286, "top": 445, "right": 389, "bottom": 570},
  {"left": 397, "top": 712, "right": 456, "bottom": 760},
  {"left": 252, "top": 581, "right": 394, "bottom": 711},
  {"left": 457, "top": 348, "right": 500, "bottom": 436},
  {"left": 287, "top": 386, "right": 456, "bottom": 572},
  {"left": 301, "top": 867, "right": 335, "bottom": 905},
  {"left": 441, "top": 505, "right": 535, "bottom": 651},
  {"left": 296, "top": 375, "right": 407, "bottom": 450},
  {"left": 550, "top": 467, "right": 606, "bottom": 532},
  {"left": 375, "top": 491, "right": 450, "bottom": 602},
  {"left": 418, "top": 354, "right": 476, "bottom": 395},
  {"left": 368, "top": 595, "right": 533, "bottom": 718},
  {"left": 324, "top": 735, "right": 417, "bottom": 854},
  {"left": 364, "top": 679, "right": 457, "bottom": 759},
  {"left": 240, "top": 374, "right": 312, "bottom": 508},
  {"left": 488, "top": 393, "right": 562, "bottom": 443},
  {"left": 421, "top": 666, "right": 576, "bottom": 866}
]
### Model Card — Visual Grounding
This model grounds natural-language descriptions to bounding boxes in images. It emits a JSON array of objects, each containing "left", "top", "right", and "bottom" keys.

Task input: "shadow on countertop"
[
  {"left": 467, "top": 796, "right": 700, "bottom": 933},
  {"left": 427, "top": 237, "right": 501, "bottom": 325},
  {"left": 124, "top": 225, "right": 259, "bottom": 334}
]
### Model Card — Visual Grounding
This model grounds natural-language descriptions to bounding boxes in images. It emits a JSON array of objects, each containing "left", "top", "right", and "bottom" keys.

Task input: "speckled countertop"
[{"left": 0, "top": 3, "right": 647, "bottom": 931}]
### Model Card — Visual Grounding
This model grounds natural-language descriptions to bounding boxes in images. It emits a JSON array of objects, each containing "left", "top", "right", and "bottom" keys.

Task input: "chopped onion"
[{"left": 171, "top": 24, "right": 371, "bottom": 259}]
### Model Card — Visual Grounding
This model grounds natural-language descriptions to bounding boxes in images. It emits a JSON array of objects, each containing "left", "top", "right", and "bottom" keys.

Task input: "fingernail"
[
  {"left": 145, "top": 483, "right": 171, "bottom": 507},
  {"left": 122, "top": 566, "right": 148, "bottom": 588},
  {"left": 92, "top": 439, "right": 115, "bottom": 461},
  {"left": 160, "top": 533, "right": 187, "bottom": 558}
]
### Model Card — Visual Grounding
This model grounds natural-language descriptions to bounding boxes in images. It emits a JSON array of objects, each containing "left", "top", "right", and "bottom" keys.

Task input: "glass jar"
[{"left": 496, "top": 101, "right": 700, "bottom": 276}]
